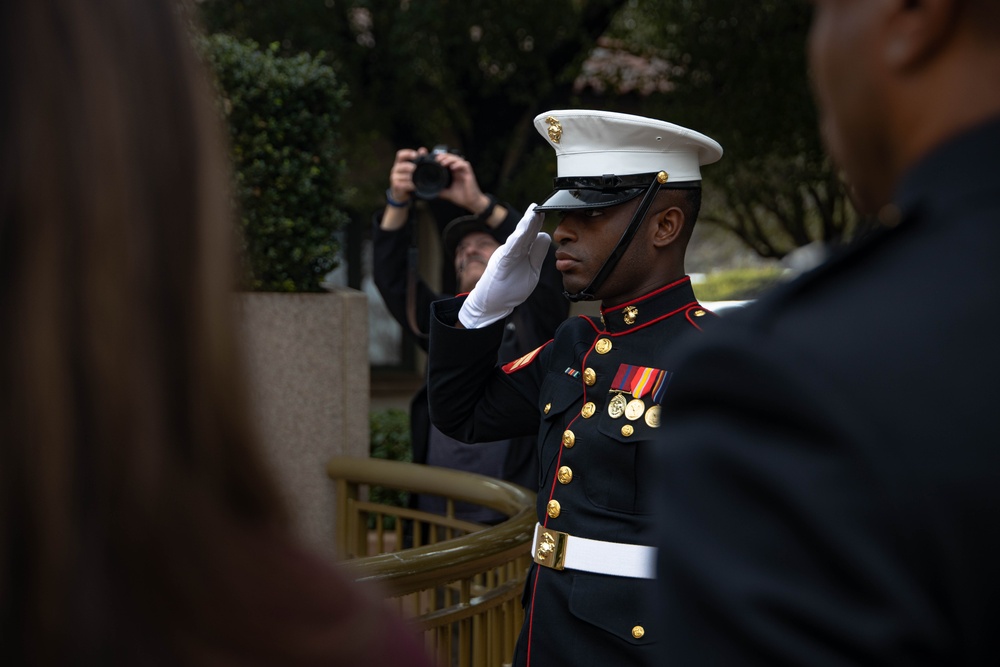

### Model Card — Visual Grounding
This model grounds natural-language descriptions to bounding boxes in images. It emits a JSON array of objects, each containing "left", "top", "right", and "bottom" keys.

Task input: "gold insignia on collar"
[
  {"left": 623, "top": 306, "right": 638, "bottom": 325},
  {"left": 546, "top": 116, "right": 562, "bottom": 144}
]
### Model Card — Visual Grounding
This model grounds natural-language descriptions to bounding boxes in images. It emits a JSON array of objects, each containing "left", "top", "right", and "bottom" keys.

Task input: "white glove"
[{"left": 458, "top": 203, "right": 551, "bottom": 329}]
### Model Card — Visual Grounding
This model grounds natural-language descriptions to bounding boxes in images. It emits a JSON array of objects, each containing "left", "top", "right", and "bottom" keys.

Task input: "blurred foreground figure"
[
  {"left": 0, "top": 1, "right": 432, "bottom": 664},
  {"left": 653, "top": 0, "right": 1000, "bottom": 664}
]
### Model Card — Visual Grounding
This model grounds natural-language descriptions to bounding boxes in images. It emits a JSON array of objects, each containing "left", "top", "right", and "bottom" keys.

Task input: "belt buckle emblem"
[{"left": 534, "top": 525, "right": 568, "bottom": 570}]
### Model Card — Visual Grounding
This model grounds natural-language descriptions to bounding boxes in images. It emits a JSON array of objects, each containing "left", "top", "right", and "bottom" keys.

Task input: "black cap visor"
[
  {"left": 534, "top": 172, "right": 700, "bottom": 212},
  {"left": 535, "top": 186, "right": 648, "bottom": 212}
]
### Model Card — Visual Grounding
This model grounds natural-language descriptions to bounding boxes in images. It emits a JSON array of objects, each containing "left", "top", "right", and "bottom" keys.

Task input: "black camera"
[{"left": 411, "top": 145, "right": 461, "bottom": 200}]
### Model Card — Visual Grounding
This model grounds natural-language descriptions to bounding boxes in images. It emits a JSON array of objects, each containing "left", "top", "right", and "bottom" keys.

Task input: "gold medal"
[
  {"left": 625, "top": 398, "right": 645, "bottom": 421},
  {"left": 644, "top": 405, "right": 661, "bottom": 428},
  {"left": 608, "top": 393, "right": 627, "bottom": 418}
]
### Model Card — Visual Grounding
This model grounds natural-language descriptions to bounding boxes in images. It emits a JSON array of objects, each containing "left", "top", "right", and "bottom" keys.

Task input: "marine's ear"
[
  {"left": 884, "top": 0, "right": 962, "bottom": 71},
  {"left": 650, "top": 206, "right": 685, "bottom": 248}
]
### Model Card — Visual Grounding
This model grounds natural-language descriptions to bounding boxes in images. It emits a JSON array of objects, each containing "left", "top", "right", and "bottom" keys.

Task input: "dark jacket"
[
  {"left": 651, "top": 115, "right": 1000, "bottom": 666},
  {"left": 371, "top": 204, "right": 567, "bottom": 489},
  {"left": 428, "top": 277, "right": 714, "bottom": 667}
]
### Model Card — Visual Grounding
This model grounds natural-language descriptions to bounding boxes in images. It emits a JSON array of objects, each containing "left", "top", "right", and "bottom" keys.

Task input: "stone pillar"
[{"left": 237, "top": 288, "right": 369, "bottom": 554}]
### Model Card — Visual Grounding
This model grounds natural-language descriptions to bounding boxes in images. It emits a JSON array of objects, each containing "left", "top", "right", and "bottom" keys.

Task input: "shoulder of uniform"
[{"left": 684, "top": 303, "right": 718, "bottom": 330}]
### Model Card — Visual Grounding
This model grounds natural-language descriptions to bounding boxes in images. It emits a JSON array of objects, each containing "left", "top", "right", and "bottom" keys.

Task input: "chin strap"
[{"left": 563, "top": 173, "right": 666, "bottom": 302}]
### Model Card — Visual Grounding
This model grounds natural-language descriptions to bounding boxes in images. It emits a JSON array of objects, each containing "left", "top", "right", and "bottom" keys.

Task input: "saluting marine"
[{"left": 427, "top": 109, "right": 723, "bottom": 666}]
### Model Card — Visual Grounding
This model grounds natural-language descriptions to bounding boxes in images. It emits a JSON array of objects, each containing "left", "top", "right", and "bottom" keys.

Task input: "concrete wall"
[{"left": 237, "top": 289, "right": 369, "bottom": 554}]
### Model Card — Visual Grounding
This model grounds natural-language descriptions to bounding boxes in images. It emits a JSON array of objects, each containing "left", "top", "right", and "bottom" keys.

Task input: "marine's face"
[
  {"left": 808, "top": 0, "right": 893, "bottom": 212},
  {"left": 454, "top": 231, "right": 499, "bottom": 293},
  {"left": 551, "top": 198, "right": 654, "bottom": 305}
]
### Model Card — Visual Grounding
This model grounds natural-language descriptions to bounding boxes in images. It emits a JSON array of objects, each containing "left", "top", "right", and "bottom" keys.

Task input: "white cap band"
[{"left": 534, "top": 109, "right": 723, "bottom": 183}]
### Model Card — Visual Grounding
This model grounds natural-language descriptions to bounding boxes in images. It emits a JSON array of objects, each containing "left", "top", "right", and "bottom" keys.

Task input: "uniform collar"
[
  {"left": 894, "top": 114, "right": 1000, "bottom": 224},
  {"left": 598, "top": 277, "right": 700, "bottom": 334}
]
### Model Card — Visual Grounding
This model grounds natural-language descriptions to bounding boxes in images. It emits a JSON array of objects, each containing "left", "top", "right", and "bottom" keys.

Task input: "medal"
[
  {"left": 644, "top": 405, "right": 661, "bottom": 428},
  {"left": 608, "top": 392, "right": 627, "bottom": 418},
  {"left": 625, "top": 398, "right": 645, "bottom": 421}
]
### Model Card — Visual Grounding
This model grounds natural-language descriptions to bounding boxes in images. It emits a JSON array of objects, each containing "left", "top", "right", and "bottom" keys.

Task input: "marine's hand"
[{"left": 458, "top": 204, "right": 551, "bottom": 328}]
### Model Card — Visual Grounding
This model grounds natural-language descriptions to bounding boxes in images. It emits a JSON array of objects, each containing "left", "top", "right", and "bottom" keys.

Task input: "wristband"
[
  {"left": 475, "top": 194, "right": 498, "bottom": 222},
  {"left": 385, "top": 188, "right": 411, "bottom": 208}
]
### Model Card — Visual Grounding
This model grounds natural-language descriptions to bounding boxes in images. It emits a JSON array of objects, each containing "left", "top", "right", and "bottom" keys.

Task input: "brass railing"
[{"left": 326, "top": 456, "right": 536, "bottom": 667}]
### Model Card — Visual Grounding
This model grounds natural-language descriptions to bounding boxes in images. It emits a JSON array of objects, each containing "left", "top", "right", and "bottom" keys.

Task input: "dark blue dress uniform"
[
  {"left": 651, "top": 116, "right": 1000, "bottom": 665},
  {"left": 428, "top": 276, "right": 715, "bottom": 666}
]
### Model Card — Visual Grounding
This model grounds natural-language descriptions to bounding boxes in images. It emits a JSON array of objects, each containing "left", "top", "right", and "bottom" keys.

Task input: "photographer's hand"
[
  {"left": 380, "top": 148, "right": 424, "bottom": 231},
  {"left": 458, "top": 204, "right": 550, "bottom": 329},
  {"left": 436, "top": 154, "right": 506, "bottom": 226}
]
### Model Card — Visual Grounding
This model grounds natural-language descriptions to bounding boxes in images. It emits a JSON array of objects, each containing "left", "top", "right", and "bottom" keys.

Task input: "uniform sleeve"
[
  {"left": 371, "top": 210, "right": 438, "bottom": 349},
  {"left": 650, "top": 330, "right": 946, "bottom": 666},
  {"left": 428, "top": 295, "right": 546, "bottom": 444}
]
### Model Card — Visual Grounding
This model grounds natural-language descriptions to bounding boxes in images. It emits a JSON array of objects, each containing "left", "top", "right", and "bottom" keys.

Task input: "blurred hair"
[
  {"left": 0, "top": 0, "right": 289, "bottom": 660},
  {"left": 969, "top": 0, "right": 1000, "bottom": 43}
]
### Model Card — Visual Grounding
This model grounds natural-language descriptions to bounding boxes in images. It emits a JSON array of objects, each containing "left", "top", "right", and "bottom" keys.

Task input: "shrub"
[
  {"left": 202, "top": 35, "right": 349, "bottom": 292},
  {"left": 693, "top": 267, "right": 787, "bottom": 302},
  {"left": 369, "top": 409, "right": 412, "bottom": 517}
]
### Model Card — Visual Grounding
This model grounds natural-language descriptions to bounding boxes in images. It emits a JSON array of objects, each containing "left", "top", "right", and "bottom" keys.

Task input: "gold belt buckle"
[{"left": 533, "top": 525, "right": 569, "bottom": 570}]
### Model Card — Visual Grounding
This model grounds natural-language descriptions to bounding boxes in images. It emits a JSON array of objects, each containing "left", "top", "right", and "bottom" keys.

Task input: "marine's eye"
[{"left": 583, "top": 209, "right": 605, "bottom": 218}]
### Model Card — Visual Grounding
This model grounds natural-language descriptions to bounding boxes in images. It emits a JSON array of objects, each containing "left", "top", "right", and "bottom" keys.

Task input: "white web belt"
[{"left": 531, "top": 522, "right": 657, "bottom": 579}]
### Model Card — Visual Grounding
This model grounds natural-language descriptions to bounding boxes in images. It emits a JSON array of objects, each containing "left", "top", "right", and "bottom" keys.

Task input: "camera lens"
[{"left": 411, "top": 156, "right": 452, "bottom": 200}]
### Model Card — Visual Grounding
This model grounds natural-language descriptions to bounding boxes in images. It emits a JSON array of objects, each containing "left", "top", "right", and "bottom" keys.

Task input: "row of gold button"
[
  {"left": 543, "top": 332, "right": 647, "bottom": 640},
  {"left": 545, "top": 336, "right": 616, "bottom": 516}
]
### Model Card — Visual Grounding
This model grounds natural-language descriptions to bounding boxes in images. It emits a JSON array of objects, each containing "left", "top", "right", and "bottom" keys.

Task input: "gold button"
[
  {"left": 694, "top": 309, "right": 706, "bottom": 317},
  {"left": 581, "top": 402, "right": 596, "bottom": 418},
  {"left": 562, "top": 430, "right": 576, "bottom": 448},
  {"left": 632, "top": 625, "right": 645, "bottom": 639},
  {"left": 557, "top": 466, "right": 573, "bottom": 484},
  {"left": 544, "top": 402, "right": 551, "bottom": 414},
  {"left": 547, "top": 499, "right": 561, "bottom": 518},
  {"left": 583, "top": 368, "right": 596, "bottom": 386},
  {"left": 595, "top": 338, "right": 612, "bottom": 354},
  {"left": 621, "top": 424, "right": 634, "bottom": 437}
]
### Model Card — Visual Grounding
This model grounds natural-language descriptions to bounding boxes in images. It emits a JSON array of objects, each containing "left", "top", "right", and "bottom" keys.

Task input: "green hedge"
[
  {"left": 369, "top": 409, "right": 412, "bottom": 517},
  {"left": 693, "top": 267, "right": 787, "bottom": 302},
  {"left": 202, "top": 36, "right": 349, "bottom": 292}
]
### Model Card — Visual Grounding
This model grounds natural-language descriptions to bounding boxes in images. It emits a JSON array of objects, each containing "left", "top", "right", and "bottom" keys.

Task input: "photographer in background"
[{"left": 373, "top": 147, "right": 567, "bottom": 522}]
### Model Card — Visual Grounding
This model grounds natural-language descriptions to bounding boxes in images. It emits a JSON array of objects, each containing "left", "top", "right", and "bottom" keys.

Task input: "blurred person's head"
[
  {"left": 807, "top": 0, "right": 1000, "bottom": 214},
  {"left": 442, "top": 219, "right": 504, "bottom": 294},
  {"left": 0, "top": 0, "right": 294, "bottom": 659},
  {"left": 453, "top": 232, "right": 501, "bottom": 293}
]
